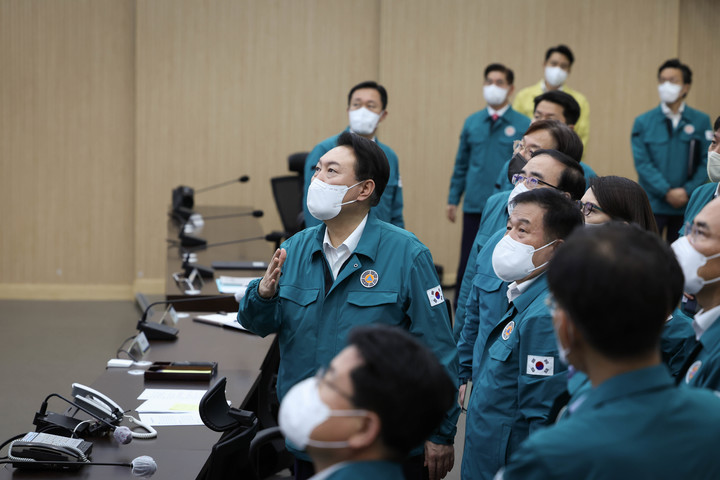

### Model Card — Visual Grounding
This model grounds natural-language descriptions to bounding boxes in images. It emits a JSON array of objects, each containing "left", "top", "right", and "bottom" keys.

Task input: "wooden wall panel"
[
  {"left": 678, "top": 0, "right": 720, "bottom": 124},
  {"left": 378, "top": 0, "right": 681, "bottom": 281},
  {"left": 0, "top": 0, "right": 135, "bottom": 294},
  {"left": 135, "top": 0, "right": 380, "bottom": 284}
]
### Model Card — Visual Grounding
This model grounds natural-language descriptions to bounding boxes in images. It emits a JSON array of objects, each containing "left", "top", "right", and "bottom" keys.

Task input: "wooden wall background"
[{"left": 1, "top": 0, "right": 719, "bottom": 299}]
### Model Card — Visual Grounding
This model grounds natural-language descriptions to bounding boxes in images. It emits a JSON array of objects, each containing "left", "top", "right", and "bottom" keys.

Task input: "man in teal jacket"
[
  {"left": 632, "top": 59, "right": 712, "bottom": 243},
  {"left": 499, "top": 223, "right": 720, "bottom": 480},
  {"left": 447, "top": 64, "right": 529, "bottom": 305},
  {"left": 278, "top": 325, "right": 455, "bottom": 480},
  {"left": 303, "top": 81, "right": 403, "bottom": 229},
  {"left": 680, "top": 115, "right": 720, "bottom": 236},
  {"left": 458, "top": 188, "right": 584, "bottom": 480},
  {"left": 453, "top": 142, "right": 586, "bottom": 340},
  {"left": 239, "top": 132, "right": 458, "bottom": 480}
]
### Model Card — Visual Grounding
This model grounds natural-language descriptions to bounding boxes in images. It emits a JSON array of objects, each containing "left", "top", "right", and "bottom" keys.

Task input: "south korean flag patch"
[
  {"left": 426, "top": 285, "right": 445, "bottom": 307},
  {"left": 526, "top": 355, "right": 554, "bottom": 376}
]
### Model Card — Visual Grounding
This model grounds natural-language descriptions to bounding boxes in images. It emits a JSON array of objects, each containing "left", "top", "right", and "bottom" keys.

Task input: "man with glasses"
[
  {"left": 447, "top": 64, "right": 530, "bottom": 310},
  {"left": 452, "top": 125, "right": 586, "bottom": 340},
  {"left": 497, "top": 223, "right": 720, "bottom": 480},
  {"left": 458, "top": 188, "right": 583, "bottom": 480},
  {"left": 278, "top": 325, "right": 456, "bottom": 479},
  {"left": 673, "top": 198, "right": 720, "bottom": 390}
]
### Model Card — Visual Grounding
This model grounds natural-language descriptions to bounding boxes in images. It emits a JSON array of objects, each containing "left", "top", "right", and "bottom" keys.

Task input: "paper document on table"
[
  {"left": 138, "top": 412, "right": 204, "bottom": 426},
  {"left": 194, "top": 312, "right": 247, "bottom": 331},
  {"left": 137, "top": 388, "right": 206, "bottom": 402},
  {"left": 216, "top": 276, "right": 259, "bottom": 294},
  {"left": 136, "top": 398, "right": 199, "bottom": 413}
]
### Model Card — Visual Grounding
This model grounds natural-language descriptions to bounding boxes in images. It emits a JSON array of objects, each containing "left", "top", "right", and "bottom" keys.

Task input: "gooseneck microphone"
[
  {"left": 172, "top": 175, "right": 250, "bottom": 212},
  {"left": 137, "top": 295, "right": 234, "bottom": 341}
]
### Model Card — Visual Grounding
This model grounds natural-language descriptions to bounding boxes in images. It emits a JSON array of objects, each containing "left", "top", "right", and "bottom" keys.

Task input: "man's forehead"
[
  {"left": 523, "top": 154, "right": 559, "bottom": 174},
  {"left": 320, "top": 146, "right": 354, "bottom": 165},
  {"left": 350, "top": 88, "right": 381, "bottom": 103},
  {"left": 510, "top": 202, "right": 544, "bottom": 224},
  {"left": 696, "top": 199, "right": 720, "bottom": 229}
]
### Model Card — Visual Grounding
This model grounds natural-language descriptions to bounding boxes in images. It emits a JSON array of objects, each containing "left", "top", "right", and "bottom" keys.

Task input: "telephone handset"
[
  {"left": 9, "top": 432, "right": 92, "bottom": 470},
  {"left": 71, "top": 383, "right": 123, "bottom": 423},
  {"left": 71, "top": 383, "right": 157, "bottom": 439}
]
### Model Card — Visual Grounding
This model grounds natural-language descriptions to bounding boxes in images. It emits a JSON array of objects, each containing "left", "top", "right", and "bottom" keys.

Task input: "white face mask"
[
  {"left": 707, "top": 151, "right": 720, "bottom": 183},
  {"left": 348, "top": 107, "right": 382, "bottom": 136},
  {"left": 507, "top": 181, "right": 530, "bottom": 215},
  {"left": 671, "top": 236, "right": 720, "bottom": 295},
  {"left": 658, "top": 81, "right": 683, "bottom": 104},
  {"left": 306, "top": 179, "right": 362, "bottom": 221},
  {"left": 483, "top": 84, "right": 509, "bottom": 106},
  {"left": 492, "top": 234, "right": 557, "bottom": 282},
  {"left": 544, "top": 66, "right": 568, "bottom": 88},
  {"left": 278, "top": 376, "right": 367, "bottom": 450}
]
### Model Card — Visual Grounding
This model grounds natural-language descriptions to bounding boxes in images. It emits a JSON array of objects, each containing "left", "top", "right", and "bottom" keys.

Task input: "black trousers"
[
  {"left": 654, "top": 213, "right": 684, "bottom": 243},
  {"left": 454, "top": 212, "right": 483, "bottom": 310}
]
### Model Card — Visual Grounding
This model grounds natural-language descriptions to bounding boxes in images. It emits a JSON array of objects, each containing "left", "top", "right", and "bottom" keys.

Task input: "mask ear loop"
[
  {"left": 335, "top": 181, "right": 366, "bottom": 207},
  {"left": 528, "top": 239, "right": 558, "bottom": 272}
]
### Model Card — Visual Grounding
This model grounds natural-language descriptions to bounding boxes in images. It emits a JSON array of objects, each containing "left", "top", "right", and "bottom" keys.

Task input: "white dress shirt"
[{"left": 323, "top": 214, "right": 368, "bottom": 279}]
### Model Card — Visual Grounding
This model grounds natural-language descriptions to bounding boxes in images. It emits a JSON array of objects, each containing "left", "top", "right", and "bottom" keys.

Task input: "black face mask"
[{"left": 507, "top": 152, "right": 527, "bottom": 183}]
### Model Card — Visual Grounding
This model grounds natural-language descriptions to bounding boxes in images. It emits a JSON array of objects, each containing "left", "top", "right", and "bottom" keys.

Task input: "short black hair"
[
  {"left": 348, "top": 81, "right": 388, "bottom": 110},
  {"left": 714, "top": 115, "right": 720, "bottom": 132},
  {"left": 547, "top": 223, "right": 684, "bottom": 359},
  {"left": 336, "top": 131, "right": 389, "bottom": 207},
  {"left": 658, "top": 59, "right": 692, "bottom": 85},
  {"left": 484, "top": 63, "right": 515, "bottom": 85},
  {"left": 530, "top": 148, "right": 586, "bottom": 201},
  {"left": 347, "top": 325, "right": 455, "bottom": 458},
  {"left": 589, "top": 176, "right": 658, "bottom": 233},
  {"left": 512, "top": 188, "right": 584, "bottom": 243},
  {"left": 533, "top": 91, "right": 581, "bottom": 126},
  {"left": 545, "top": 45, "right": 575, "bottom": 66},
  {"left": 524, "top": 119, "right": 584, "bottom": 164}
]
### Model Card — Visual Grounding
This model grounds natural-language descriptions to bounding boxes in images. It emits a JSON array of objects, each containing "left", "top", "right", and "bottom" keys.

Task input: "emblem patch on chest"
[
  {"left": 526, "top": 355, "right": 554, "bottom": 376},
  {"left": 502, "top": 321, "right": 515, "bottom": 340},
  {"left": 685, "top": 360, "right": 702, "bottom": 384},
  {"left": 360, "top": 270, "right": 378, "bottom": 288}
]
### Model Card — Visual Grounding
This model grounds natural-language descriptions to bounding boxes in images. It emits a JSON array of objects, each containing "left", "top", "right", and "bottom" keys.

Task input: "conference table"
[
  {"left": 166, "top": 206, "right": 276, "bottom": 312},
  {"left": 0, "top": 315, "right": 276, "bottom": 479}
]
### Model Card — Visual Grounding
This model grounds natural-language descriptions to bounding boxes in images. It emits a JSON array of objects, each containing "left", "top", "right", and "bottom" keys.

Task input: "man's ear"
[
  {"left": 357, "top": 179, "right": 375, "bottom": 203},
  {"left": 347, "top": 411, "right": 381, "bottom": 450},
  {"left": 377, "top": 110, "right": 388, "bottom": 124},
  {"left": 507, "top": 85, "right": 515, "bottom": 97}
]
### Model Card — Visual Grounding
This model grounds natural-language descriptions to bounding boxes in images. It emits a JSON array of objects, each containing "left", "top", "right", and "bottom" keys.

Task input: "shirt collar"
[
  {"left": 323, "top": 214, "right": 368, "bottom": 254},
  {"left": 692, "top": 303, "right": 720, "bottom": 340},
  {"left": 540, "top": 80, "right": 564, "bottom": 93},
  {"left": 506, "top": 276, "right": 538, "bottom": 303},
  {"left": 309, "top": 462, "right": 349, "bottom": 480},
  {"left": 487, "top": 104, "right": 510, "bottom": 118},
  {"left": 714, "top": 183, "right": 719, "bottom": 199},
  {"left": 660, "top": 101, "right": 685, "bottom": 117}
]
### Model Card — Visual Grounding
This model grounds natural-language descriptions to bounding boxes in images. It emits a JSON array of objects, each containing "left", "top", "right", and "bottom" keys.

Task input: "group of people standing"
[{"left": 236, "top": 43, "right": 720, "bottom": 480}]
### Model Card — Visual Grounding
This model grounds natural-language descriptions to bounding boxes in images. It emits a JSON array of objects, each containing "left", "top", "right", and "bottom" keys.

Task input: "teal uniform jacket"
[
  {"left": 460, "top": 271, "right": 567, "bottom": 480},
  {"left": 447, "top": 107, "right": 529, "bottom": 213},
  {"left": 315, "top": 461, "right": 403, "bottom": 480},
  {"left": 454, "top": 194, "right": 510, "bottom": 340},
  {"left": 681, "top": 314, "right": 720, "bottom": 389},
  {"left": 237, "top": 216, "right": 459, "bottom": 457},
  {"left": 499, "top": 365, "right": 720, "bottom": 480},
  {"left": 631, "top": 105, "right": 712, "bottom": 216},
  {"left": 493, "top": 158, "right": 597, "bottom": 193},
  {"left": 303, "top": 130, "right": 404, "bottom": 228},
  {"left": 662, "top": 308, "right": 696, "bottom": 379},
  {"left": 680, "top": 182, "right": 717, "bottom": 236}
]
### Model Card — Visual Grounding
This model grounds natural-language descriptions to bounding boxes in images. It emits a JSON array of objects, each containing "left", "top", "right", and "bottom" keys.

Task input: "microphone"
[
  {"left": 138, "top": 295, "right": 234, "bottom": 340},
  {"left": 7, "top": 455, "right": 157, "bottom": 477},
  {"left": 172, "top": 175, "right": 250, "bottom": 212},
  {"left": 113, "top": 426, "right": 133, "bottom": 445}
]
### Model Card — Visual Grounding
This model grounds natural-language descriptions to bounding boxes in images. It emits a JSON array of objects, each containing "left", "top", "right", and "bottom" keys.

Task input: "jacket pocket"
[
  {"left": 489, "top": 339, "right": 512, "bottom": 362},
  {"left": 346, "top": 290, "right": 398, "bottom": 307},
  {"left": 278, "top": 285, "right": 320, "bottom": 306}
]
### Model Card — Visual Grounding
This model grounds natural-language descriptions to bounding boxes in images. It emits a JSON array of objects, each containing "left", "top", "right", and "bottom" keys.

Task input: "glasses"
[
  {"left": 513, "top": 139, "right": 537, "bottom": 157},
  {"left": 512, "top": 173, "right": 559, "bottom": 190},
  {"left": 315, "top": 367, "right": 353, "bottom": 401},
  {"left": 684, "top": 221, "right": 711, "bottom": 244},
  {"left": 577, "top": 201, "right": 606, "bottom": 216}
]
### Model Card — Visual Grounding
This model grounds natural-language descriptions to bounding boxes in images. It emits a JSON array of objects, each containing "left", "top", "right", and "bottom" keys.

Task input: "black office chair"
[
  {"left": 196, "top": 377, "right": 259, "bottom": 480},
  {"left": 270, "top": 152, "right": 308, "bottom": 237}
]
